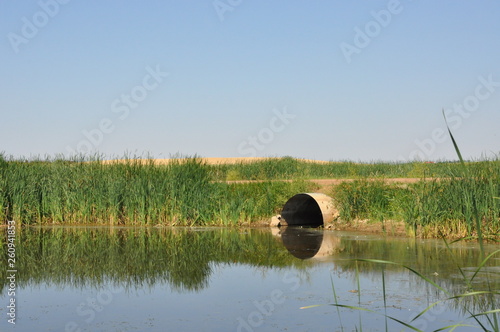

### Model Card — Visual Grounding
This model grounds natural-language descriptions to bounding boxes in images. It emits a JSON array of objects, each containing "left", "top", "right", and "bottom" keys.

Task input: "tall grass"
[
  {"left": 333, "top": 179, "right": 399, "bottom": 222},
  {"left": 331, "top": 159, "right": 500, "bottom": 238},
  {"left": 303, "top": 114, "right": 500, "bottom": 331},
  {"left": 1, "top": 152, "right": 498, "bottom": 231},
  {"left": 210, "top": 156, "right": 465, "bottom": 181},
  {"left": 0, "top": 155, "right": 312, "bottom": 226}
]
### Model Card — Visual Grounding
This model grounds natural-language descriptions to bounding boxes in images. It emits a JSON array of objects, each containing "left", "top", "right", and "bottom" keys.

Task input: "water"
[{"left": 1, "top": 226, "right": 498, "bottom": 331}]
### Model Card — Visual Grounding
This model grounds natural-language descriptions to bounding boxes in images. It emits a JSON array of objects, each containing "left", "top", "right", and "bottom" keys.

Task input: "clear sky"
[{"left": 1, "top": 0, "right": 499, "bottom": 161}]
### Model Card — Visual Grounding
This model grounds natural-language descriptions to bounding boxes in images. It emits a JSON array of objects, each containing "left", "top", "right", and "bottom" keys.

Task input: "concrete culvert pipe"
[{"left": 280, "top": 193, "right": 335, "bottom": 227}]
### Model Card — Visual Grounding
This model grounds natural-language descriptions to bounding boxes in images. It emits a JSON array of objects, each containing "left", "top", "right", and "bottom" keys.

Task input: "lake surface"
[{"left": 1, "top": 226, "right": 499, "bottom": 331}]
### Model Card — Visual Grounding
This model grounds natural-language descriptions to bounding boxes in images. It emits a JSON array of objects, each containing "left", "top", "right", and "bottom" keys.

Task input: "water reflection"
[
  {"left": 0, "top": 226, "right": 300, "bottom": 293},
  {"left": 276, "top": 227, "right": 499, "bottom": 288},
  {"left": 274, "top": 227, "right": 343, "bottom": 259},
  {"left": 1, "top": 226, "right": 498, "bottom": 327},
  {"left": 2, "top": 226, "right": 498, "bottom": 293},
  {"left": 274, "top": 226, "right": 500, "bottom": 317}
]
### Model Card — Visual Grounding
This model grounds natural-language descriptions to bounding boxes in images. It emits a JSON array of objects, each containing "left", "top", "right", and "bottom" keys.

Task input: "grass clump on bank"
[
  {"left": 330, "top": 118, "right": 500, "bottom": 239},
  {"left": 0, "top": 156, "right": 311, "bottom": 226},
  {"left": 331, "top": 158, "right": 500, "bottom": 239},
  {"left": 303, "top": 119, "right": 499, "bottom": 331}
]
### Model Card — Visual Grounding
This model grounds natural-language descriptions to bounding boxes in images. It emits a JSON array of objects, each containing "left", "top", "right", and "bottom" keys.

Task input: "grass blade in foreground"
[
  {"left": 330, "top": 274, "right": 344, "bottom": 331},
  {"left": 302, "top": 112, "right": 499, "bottom": 331},
  {"left": 300, "top": 303, "right": 425, "bottom": 332},
  {"left": 442, "top": 109, "right": 465, "bottom": 166},
  {"left": 355, "top": 259, "right": 449, "bottom": 295},
  {"left": 443, "top": 109, "right": 486, "bottom": 253}
]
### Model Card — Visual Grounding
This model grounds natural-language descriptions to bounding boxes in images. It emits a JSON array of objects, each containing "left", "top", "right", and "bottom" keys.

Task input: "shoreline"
[
  {"left": 0, "top": 219, "right": 455, "bottom": 240},
  {"left": 1, "top": 220, "right": 495, "bottom": 241}
]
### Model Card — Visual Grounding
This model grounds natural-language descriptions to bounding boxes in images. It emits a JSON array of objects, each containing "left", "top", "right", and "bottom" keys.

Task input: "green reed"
[
  {"left": 302, "top": 221, "right": 500, "bottom": 330},
  {"left": 332, "top": 112, "right": 500, "bottom": 240},
  {"left": 210, "top": 157, "right": 464, "bottom": 181},
  {"left": 0, "top": 156, "right": 312, "bottom": 226},
  {"left": 304, "top": 114, "right": 499, "bottom": 331},
  {"left": 332, "top": 179, "right": 399, "bottom": 222},
  {"left": 330, "top": 158, "right": 500, "bottom": 238},
  {"left": 1, "top": 152, "right": 498, "bottom": 231}
]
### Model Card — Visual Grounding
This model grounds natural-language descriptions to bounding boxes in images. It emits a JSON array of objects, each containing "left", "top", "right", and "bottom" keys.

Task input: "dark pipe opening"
[
  {"left": 280, "top": 194, "right": 323, "bottom": 227},
  {"left": 281, "top": 228, "right": 324, "bottom": 259}
]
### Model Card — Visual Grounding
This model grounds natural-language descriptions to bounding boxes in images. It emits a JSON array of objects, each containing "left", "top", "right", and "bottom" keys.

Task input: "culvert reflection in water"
[{"left": 278, "top": 227, "right": 343, "bottom": 260}]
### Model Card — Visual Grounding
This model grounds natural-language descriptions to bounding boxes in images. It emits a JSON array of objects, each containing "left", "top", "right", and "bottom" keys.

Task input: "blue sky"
[{"left": 1, "top": 1, "right": 499, "bottom": 161}]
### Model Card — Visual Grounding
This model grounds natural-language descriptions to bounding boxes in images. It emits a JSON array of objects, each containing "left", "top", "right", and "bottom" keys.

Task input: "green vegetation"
[
  {"left": 0, "top": 151, "right": 498, "bottom": 235},
  {"left": 0, "top": 156, "right": 312, "bottom": 226},
  {"left": 306, "top": 191, "right": 500, "bottom": 329},
  {"left": 304, "top": 253, "right": 500, "bottom": 331},
  {"left": 208, "top": 156, "right": 500, "bottom": 239},
  {"left": 303, "top": 120, "right": 500, "bottom": 331},
  {"left": 331, "top": 164, "right": 500, "bottom": 239},
  {"left": 329, "top": 118, "right": 499, "bottom": 238},
  {"left": 210, "top": 156, "right": 463, "bottom": 181}
]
